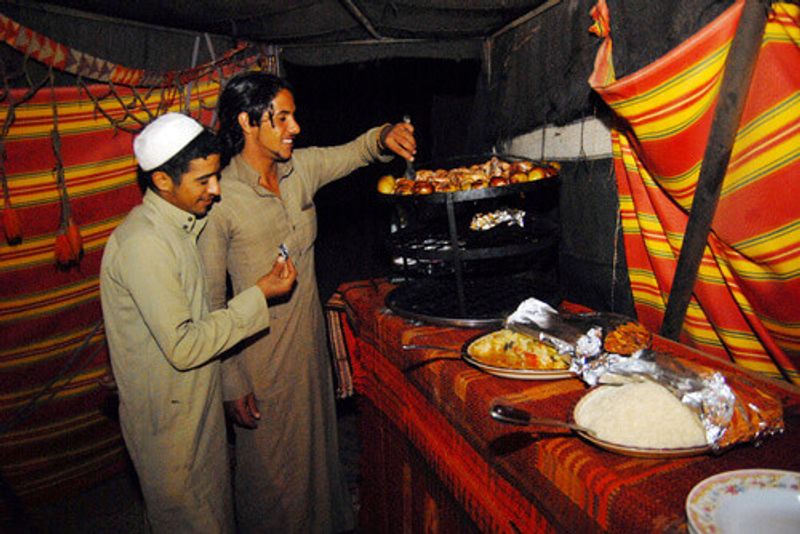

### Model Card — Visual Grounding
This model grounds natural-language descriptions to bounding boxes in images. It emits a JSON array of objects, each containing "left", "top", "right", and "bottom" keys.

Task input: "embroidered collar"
[{"left": 143, "top": 189, "right": 208, "bottom": 237}]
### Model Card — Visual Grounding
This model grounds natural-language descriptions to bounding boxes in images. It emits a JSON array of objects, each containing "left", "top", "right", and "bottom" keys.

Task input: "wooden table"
[{"left": 327, "top": 279, "right": 800, "bottom": 533}]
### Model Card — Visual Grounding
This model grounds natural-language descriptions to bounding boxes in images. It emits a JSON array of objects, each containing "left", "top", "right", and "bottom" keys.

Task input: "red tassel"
[
  {"left": 54, "top": 229, "right": 75, "bottom": 267},
  {"left": 66, "top": 217, "right": 83, "bottom": 258},
  {"left": 2, "top": 206, "right": 22, "bottom": 245}
]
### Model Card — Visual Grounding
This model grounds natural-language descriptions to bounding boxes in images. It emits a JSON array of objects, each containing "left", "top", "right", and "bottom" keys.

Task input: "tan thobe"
[
  {"left": 198, "top": 127, "right": 390, "bottom": 533},
  {"left": 100, "top": 190, "right": 271, "bottom": 533}
]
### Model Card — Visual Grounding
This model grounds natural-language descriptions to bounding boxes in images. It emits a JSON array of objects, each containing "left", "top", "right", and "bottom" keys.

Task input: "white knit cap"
[{"left": 133, "top": 113, "right": 205, "bottom": 171}]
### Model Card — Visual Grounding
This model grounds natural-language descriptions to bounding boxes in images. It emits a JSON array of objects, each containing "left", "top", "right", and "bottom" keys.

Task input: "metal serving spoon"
[{"left": 490, "top": 404, "right": 598, "bottom": 438}]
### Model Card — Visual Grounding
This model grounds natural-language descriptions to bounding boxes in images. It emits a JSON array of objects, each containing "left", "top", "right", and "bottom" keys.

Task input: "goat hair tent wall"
[
  {"left": 590, "top": 0, "right": 800, "bottom": 383},
  {"left": 0, "top": 16, "right": 271, "bottom": 510}
]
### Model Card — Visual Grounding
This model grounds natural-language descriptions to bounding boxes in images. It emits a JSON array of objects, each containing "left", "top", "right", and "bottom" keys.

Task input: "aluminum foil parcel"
[{"left": 505, "top": 298, "right": 784, "bottom": 450}]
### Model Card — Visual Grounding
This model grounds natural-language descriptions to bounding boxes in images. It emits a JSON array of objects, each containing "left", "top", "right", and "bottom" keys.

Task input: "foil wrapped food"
[
  {"left": 470, "top": 208, "right": 525, "bottom": 231},
  {"left": 506, "top": 298, "right": 784, "bottom": 450}
]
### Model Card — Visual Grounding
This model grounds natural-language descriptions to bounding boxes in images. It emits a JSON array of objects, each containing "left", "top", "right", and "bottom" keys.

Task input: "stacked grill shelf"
[{"left": 381, "top": 155, "right": 561, "bottom": 327}]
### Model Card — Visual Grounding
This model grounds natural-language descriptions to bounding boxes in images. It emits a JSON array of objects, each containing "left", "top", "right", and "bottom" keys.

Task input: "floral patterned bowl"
[{"left": 686, "top": 469, "right": 800, "bottom": 534}]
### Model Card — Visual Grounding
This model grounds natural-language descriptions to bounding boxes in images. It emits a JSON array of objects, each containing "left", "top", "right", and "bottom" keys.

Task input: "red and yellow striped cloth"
[
  {"left": 589, "top": 0, "right": 800, "bottom": 384},
  {"left": 0, "top": 77, "right": 224, "bottom": 508}
]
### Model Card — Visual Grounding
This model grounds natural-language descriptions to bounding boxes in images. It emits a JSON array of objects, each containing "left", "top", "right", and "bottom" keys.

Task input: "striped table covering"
[
  {"left": 588, "top": 0, "right": 800, "bottom": 384},
  {"left": 328, "top": 279, "right": 800, "bottom": 533}
]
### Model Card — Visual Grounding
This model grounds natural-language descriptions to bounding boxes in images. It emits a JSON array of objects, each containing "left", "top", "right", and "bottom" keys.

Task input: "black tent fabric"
[
  {"left": 474, "top": 0, "right": 737, "bottom": 148},
  {"left": 2, "top": 0, "right": 738, "bottom": 140}
]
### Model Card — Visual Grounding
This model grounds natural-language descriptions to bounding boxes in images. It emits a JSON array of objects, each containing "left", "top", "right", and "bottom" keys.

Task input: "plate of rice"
[{"left": 572, "top": 380, "right": 711, "bottom": 458}]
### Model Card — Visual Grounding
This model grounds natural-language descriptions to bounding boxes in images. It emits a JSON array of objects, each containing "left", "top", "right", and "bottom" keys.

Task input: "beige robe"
[
  {"left": 198, "top": 127, "right": 390, "bottom": 533},
  {"left": 100, "top": 190, "right": 270, "bottom": 533}
]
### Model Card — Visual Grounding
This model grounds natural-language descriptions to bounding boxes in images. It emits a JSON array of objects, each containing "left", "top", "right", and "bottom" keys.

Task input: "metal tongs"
[{"left": 402, "top": 115, "right": 415, "bottom": 181}]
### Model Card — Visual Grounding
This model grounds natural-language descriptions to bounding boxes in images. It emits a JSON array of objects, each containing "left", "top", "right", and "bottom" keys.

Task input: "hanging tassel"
[
  {"left": 54, "top": 215, "right": 82, "bottom": 268},
  {"left": 49, "top": 77, "right": 82, "bottom": 269},
  {"left": 1, "top": 143, "right": 20, "bottom": 245},
  {"left": 54, "top": 226, "right": 74, "bottom": 267},
  {"left": 1, "top": 91, "right": 22, "bottom": 246},
  {"left": 66, "top": 216, "right": 83, "bottom": 258},
  {"left": 2, "top": 203, "right": 22, "bottom": 245}
]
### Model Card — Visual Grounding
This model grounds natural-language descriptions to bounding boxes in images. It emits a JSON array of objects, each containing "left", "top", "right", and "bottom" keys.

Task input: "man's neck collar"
[
  {"left": 233, "top": 151, "right": 293, "bottom": 182},
  {"left": 144, "top": 189, "right": 207, "bottom": 234},
  {"left": 239, "top": 146, "right": 282, "bottom": 178}
]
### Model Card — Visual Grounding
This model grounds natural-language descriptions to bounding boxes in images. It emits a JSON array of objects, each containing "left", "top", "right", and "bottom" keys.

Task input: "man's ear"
[
  {"left": 238, "top": 111, "right": 254, "bottom": 135},
  {"left": 151, "top": 171, "right": 175, "bottom": 194}
]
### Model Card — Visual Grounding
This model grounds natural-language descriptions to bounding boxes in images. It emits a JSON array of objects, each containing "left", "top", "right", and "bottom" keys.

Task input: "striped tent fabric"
[
  {"left": 589, "top": 0, "right": 800, "bottom": 383},
  {"left": 0, "top": 68, "right": 255, "bottom": 508}
]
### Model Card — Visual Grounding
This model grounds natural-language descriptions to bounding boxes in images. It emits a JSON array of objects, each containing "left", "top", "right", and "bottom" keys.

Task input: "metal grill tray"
[
  {"left": 379, "top": 177, "right": 558, "bottom": 204},
  {"left": 389, "top": 218, "right": 557, "bottom": 261},
  {"left": 377, "top": 153, "right": 559, "bottom": 205},
  {"left": 391, "top": 254, "right": 556, "bottom": 279},
  {"left": 386, "top": 277, "right": 562, "bottom": 328}
]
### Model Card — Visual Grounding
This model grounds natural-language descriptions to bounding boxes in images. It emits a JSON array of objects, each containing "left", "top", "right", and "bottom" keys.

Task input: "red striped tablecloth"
[{"left": 328, "top": 279, "right": 800, "bottom": 533}]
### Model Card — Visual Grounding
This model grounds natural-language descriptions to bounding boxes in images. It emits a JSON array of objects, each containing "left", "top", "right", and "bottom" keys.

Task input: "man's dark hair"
[
  {"left": 217, "top": 71, "right": 294, "bottom": 167},
  {"left": 137, "top": 129, "right": 220, "bottom": 193}
]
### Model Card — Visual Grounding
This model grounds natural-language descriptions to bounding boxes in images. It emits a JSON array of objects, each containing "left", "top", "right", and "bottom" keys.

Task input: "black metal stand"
[{"left": 382, "top": 156, "right": 560, "bottom": 326}]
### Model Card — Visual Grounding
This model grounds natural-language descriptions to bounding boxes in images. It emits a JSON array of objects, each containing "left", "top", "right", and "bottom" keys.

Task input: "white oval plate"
[{"left": 686, "top": 469, "right": 800, "bottom": 534}]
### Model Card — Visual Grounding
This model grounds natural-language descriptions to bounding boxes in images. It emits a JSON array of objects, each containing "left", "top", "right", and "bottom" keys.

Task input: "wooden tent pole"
[
  {"left": 340, "top": 0, "right": 384, "bottom": 39},
  {"left": 660, "top": 0, "right": 769, "bottom": 340}
]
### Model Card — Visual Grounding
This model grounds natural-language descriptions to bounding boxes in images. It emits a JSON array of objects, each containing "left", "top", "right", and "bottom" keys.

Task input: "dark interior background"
[
  {"left": 283, "top": 58, "right": 487, "bottom": 301},
  {"left": 282, "top": 58, "right": 631, "bottom": 315}
]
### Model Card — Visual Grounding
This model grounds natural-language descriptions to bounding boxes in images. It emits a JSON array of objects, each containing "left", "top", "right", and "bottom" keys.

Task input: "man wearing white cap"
[{"left": 100, "top": 112, "right": 297, "bottom": 533}]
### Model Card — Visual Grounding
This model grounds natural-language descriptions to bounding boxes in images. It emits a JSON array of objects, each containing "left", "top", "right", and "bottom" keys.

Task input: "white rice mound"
[{"left": 574, "top": 381, "right": 708, "bottom": 449}]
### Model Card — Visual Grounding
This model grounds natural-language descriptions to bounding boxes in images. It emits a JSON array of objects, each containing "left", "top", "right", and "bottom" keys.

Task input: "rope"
[{"left": 0, "top": 320, "right": 106, "bottom": 436}]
